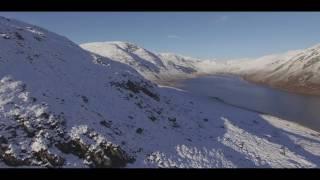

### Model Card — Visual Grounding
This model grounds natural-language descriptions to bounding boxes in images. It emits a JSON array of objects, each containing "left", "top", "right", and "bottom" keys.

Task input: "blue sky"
[{"left": 1, "top": 12, "right": 320, "bottom": 60}]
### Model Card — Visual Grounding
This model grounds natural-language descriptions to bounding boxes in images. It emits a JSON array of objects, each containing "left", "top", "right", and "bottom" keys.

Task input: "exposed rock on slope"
[
  {"left": 81, "top": 42, "right": 218, "bottom": 84},
  {"left": 223, "top": 46, "right": 320, "bottom": 96},
  {"left": 1, "top": 17, "right": 320, "bottom": 168},
  {"left": 0, "top": 17, "right": 156, "bottom": 167},
  {"left": 82, "top": 41, "right": 320, "bottom": 96}
]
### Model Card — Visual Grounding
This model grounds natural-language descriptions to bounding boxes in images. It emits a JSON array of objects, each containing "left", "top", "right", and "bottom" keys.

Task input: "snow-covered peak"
[
  {"left": 97, "top": 41, "right": 142, "bottom": 53},
  {"left": 82, "top": 42, "right": 217, "bottom": 82},
  {"left": 158, "top": 52, "right": 205, "bottom": 63},
  {"left": 81, "top": 41, "right": 164, "bottom": 77},
  {"left": 82, "top": 41, "right": 148, "bottom": 55},
  {"left": 159, "top": 52, "right": 195, "bottom": 60},
  {"left": 110, "top": 41, "right": 142, "bottom": 51},
  {"left": 222, "top": 43, "right": 320, "bottom": 95},
  {"left": 306, "top": 43, "right": 320, "bottom": 51},
  {"left": 2, "top": 16, "right": 320, "bottom": 168}
]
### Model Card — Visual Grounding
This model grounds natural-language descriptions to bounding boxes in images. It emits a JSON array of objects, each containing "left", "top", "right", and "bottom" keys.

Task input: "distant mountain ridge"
[
  {"left": 224, "top": 44, "right": 320, "bottom": 95},
  {"left": 81, "top": 41, "right": 218, "bottom": 84},
  {"left": 1, "top": 16, "right": 320, "bottom": 168},
  {"left": 82, "top": 41, "right": 320, "bottom": 96}
]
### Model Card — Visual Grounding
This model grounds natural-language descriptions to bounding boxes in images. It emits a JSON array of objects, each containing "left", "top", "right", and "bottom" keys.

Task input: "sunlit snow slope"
[
  {"left": 1, "top": 17, "right": 320, "bottom": 168},
  {"left": 81, "top": 42, "right": 220, "bottom": 84},
  {"left": 219, "top": 45, "right": 320, "bottom": 96}
]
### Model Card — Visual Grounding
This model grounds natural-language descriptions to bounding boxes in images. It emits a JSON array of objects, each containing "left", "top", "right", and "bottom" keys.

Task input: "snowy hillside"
[
  {"left": 81, "top": 41, "right": 320, "bottom": 96},
  {"left": 225, "top": 45, "right": 320, "bottom": 96},
  {"left": 81, "top": 42, "right": 218, "bottom": 84},
  {"left": 1, "top": 16, "right": 320, "bottom": 168}
]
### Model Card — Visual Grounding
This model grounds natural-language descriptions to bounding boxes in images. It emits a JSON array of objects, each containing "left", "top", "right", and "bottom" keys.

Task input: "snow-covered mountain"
[
  {"left": 224, "top": 45, "right": 320, "bottom": 96},
  {"left": 81, "top": 42, "right": 219, "bottom": 84},
  {"left": 1, "top": 17, "right": 320, "bottom": 168},
  {"left": 81, "top": 41, "right": 320, "bottom": 96}
]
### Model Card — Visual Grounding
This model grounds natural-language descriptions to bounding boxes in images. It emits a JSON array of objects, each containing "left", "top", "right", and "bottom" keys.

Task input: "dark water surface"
[{"left": 177, "top": 75, "right": 320, "bottom": 132}]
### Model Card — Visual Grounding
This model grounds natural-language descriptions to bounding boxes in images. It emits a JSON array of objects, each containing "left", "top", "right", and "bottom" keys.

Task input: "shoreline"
[
  {"left": 210, "top": 96, "right": 320, "bottom": 133},
  {"left": 241, "top": 76, "right": 320, "bottom": 97},
  {"left": 156, "top": 74, "right": 320, "bottom": 133},
  {"left": 155, "top": 72, "right": 320, "bottom": 98}
]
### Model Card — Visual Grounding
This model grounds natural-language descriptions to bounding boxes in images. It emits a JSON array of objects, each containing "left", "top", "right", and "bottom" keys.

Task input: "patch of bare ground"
[{"left": 243, "top": 75, "right": 320, "bottom": 97}]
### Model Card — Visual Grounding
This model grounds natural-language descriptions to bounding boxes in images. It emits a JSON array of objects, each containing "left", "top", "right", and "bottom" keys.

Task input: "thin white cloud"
[{"left": 167, "top": 35, "right": 182, "bottom": 39}]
